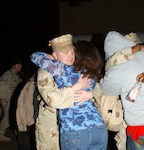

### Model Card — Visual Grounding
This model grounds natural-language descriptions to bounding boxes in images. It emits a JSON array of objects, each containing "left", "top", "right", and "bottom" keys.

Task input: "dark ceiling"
[{"left": 59, "top": 0, "right": 91, "bottom": 6}]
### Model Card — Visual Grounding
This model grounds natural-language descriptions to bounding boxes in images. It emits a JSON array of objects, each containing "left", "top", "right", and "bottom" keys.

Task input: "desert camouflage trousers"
[
  {"left": 35, "top": 102, "right": 60, "bottom": 150},
  {"left": 0, "top": 103, "right": 10, "bottom": 135}
]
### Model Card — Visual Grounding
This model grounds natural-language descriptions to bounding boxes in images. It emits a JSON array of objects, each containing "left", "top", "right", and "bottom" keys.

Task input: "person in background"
[
  {"left": 0, "top": 56, "right": 22, "bottom": 141},
  {"left": 104, "top": 32, "right": 144, "bottom": 150},
  {"left": 99, "top": 31, "right": 144, "bottom": 150},
  {"left": 9, "top": 63, "right": 36, "bottom": 150},
  {"left": 31, "top": 35, "right": 108, "bottom": 150}
]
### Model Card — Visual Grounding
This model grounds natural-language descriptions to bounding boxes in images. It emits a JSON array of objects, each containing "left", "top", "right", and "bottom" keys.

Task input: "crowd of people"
[{"left": 0, "top": 31, "right": 144, "bottom": 150}]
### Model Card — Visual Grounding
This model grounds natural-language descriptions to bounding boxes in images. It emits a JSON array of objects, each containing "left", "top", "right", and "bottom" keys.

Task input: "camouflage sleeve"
[
  {"left": 37, "top": 68, "right": 74, "bottom": 109},
  {"left": 105, "top": 47, "right": 134, "bottom": 71},
  {"left": 0, "top": 71, "right": 12, "bottom": 100}
]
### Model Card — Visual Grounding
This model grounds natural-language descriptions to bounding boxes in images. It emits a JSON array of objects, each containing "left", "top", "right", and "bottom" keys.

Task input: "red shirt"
[{"left": 126, "top": 126, "right": 144, "bottom": 141}]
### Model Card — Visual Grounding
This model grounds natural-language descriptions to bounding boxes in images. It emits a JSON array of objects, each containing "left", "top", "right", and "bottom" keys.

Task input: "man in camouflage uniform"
[
  {"left": 33, "top": 34, "right": 91, "bottom": 150},
  {"left": 36, "top": 69, "right": 75, "bottom": 150},
  {"left": 0, "top": 56, "right": 22, "bottom": 141}
]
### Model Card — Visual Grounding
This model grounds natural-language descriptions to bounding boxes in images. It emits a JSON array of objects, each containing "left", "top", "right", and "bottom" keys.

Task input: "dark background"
[
  {"left": 0, "top": 0, "right": 59, "bottom": 74},
  {"left": 1, "top": 0, "right": 144, "bottom": 74}
]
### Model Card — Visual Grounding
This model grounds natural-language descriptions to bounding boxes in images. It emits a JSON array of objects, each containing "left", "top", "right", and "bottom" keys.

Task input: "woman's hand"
[
  {"left": 74, "top": 90, "right": 93, "bottom": 105},
  {"left": 72, "top": 74, "right": 91, "bottom": 93}
]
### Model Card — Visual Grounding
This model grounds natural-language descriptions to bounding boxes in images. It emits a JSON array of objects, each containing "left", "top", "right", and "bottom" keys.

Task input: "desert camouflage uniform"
[
  {"left": 105, "top": 47, "right": 133, "bottom": 71},
  {"left": 0, "top": 70, "right": 22, "bottom": 134},
  {"left": 36, "top": 68, "right": 74, "bottom": 150}
]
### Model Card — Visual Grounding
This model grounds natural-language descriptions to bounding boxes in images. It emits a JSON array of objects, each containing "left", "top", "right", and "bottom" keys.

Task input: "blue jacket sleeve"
[{"left": 30, "top": 52, "right": 64, "bottom": 77}]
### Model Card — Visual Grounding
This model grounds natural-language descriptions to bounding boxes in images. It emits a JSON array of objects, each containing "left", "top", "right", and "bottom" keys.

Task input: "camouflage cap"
[{"left": 49, "top": 34, "right": 75, "bottom": 52}]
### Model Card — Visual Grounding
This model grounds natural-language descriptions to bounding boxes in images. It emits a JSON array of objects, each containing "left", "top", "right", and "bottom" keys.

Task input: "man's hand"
[{"left": 1, "top": 99, "right": 8, "bottom": 108}]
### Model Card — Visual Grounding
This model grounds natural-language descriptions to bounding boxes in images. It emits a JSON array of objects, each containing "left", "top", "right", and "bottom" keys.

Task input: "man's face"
[
  {"left": 13, "top": 63, "right": 22, "bottom": 73},
  {"left": 52, "top": 49, "right": 75, "bottom": 66}
]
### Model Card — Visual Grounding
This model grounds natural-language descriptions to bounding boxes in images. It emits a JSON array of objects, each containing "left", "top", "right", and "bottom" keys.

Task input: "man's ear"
[{"left": 52, "top": 51, "right": 57, "bottom": 60}]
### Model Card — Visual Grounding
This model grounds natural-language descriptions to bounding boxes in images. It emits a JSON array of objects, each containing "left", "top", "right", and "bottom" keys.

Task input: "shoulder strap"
[{"left": 34, "top": 81, "right": 48, "bottom": 107}]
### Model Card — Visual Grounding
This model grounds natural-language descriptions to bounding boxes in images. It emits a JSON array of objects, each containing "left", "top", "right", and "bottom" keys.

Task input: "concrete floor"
[{"left": 0, "top": 128, "right": 18, "bottom": 150}]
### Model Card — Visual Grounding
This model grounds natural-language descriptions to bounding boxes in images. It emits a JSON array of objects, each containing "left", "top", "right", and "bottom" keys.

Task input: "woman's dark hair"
[{"left": 74, "top": 40, "right": 104, "bottom": 81}]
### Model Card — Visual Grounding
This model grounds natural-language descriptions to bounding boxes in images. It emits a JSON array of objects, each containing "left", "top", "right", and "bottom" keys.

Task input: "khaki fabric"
[
  {"left": 36, "top": 102, "right": 59, "bottom": 150},
  {"left": 16, "top": 78, "right": 35, "bottom": 131},
  {"left": 36, "top": 68, "right": 75, "bottom": 150},
  {"left": 37, "top": 69, "right": 74, "bottom": 109},
  {"left": 105, "top": 47, "right": 133, "bottom": 71}
]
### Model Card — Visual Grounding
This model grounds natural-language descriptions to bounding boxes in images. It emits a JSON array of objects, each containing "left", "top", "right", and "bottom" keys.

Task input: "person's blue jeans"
[
  {"left": 60, "top": 124, "right": 108, "bottom": 150},
  {"left": 127, "top": 135, "right": 144, "bottom": 150}
]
